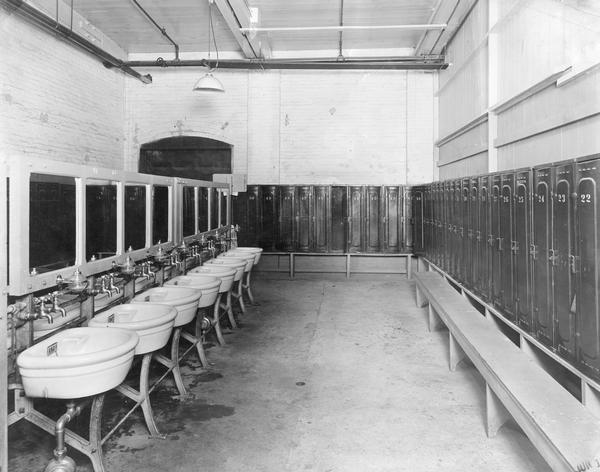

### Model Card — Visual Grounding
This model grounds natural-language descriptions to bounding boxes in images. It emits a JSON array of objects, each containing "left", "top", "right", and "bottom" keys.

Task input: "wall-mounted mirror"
[
  {"left": 198, "top": 187, "right": 209, "bottom": 232},
  {"left": 125, "top": 185, "right": 146, "bottom": 250},
  {"left": 29, "top": 173, "right": 76, "bottom": 273},
  {"left": 210, "top": 188, "right": 218, "bottom": 230},
  {"left": 86, "top": 179, "right": 117, "bottom": 261},
  {"left": 220, "top": 189, "right": 228, "bottom": 227},
  {"left": 182, "top": 186, "right": 195, "bottom": 237},
  {"left": 153, "top": 185, "right": 169, "bottom": 244}
]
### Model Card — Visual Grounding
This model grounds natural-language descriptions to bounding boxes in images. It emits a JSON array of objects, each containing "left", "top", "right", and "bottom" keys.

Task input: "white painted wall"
[
  {"left": 125, "top": 68, "right": 436, "bottom": 185},
  {"left": 0, "top": 5, "right": 128, "bottom": 169}
]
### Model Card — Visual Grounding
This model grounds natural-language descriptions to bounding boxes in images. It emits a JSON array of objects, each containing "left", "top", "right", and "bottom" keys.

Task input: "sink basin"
[
  {"left": 164, "top": 275, "right": 221, "bottom": 308},
  {"left": 131, "top": 287, "right": 200, "bottom": 327},
  {"left": 206, "top": 258, "right": 245, "bottom": 281},
  {"left": 17, "top": 327, "right": 138, "bottom": 399},
  {"left": 229, "top": 247, "right": 262, "bottom": 264},
  {"left": 220, "top": 252, "right": 255, "bottom": 271},
  {"left": 88, "top": 304, "right": 177, "bottom": 355},
  {"left": 188, "top": 266, "right": 236, "bottom": 293}
]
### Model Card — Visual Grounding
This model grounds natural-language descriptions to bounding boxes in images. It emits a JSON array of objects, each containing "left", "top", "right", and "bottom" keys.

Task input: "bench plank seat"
[{"left": 414, "top": 271, "right": 600, "bottom": 472}]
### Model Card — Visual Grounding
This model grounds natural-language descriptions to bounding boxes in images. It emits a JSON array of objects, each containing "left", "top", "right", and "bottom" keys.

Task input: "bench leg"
[
  {"left": 428, "top": 305, "right": 443, "bottom": 332},
  {"left": 415, "top": 286, "right": 428, "bottom": 308},
  {"left": 486, "top": 384, "right": 510, "bottom": 438},
  {"left": 449, "top": 332, "right": 466, "bottom": 371}
]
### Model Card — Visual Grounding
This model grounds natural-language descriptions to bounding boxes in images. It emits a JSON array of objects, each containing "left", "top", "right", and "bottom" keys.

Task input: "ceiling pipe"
[
  {"left": 3, "top": 0, "right": 152, "bottom": 83},
  {"left": 122, "top": 57, "right": 447, "bottom": 70},
  {"left": 240, "top": 23, "right": 447, "bottom": 33},
  {"left": 129, "top": 0, "right": 180, "bottom": 61},
  {"left": 414, "top": 0, "right": 444, "bottom": 56}
]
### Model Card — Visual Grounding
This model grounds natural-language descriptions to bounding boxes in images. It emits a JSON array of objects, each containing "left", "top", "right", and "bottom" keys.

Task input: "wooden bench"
[{"left": 414, "top": 271, "right": 600, "bottom": 472}]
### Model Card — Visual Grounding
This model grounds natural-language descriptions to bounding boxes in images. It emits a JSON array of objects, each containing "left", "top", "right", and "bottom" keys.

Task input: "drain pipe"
[
  {"left": 130, "top": 0, "right": 180, "bottom": 61},
  {"left": 3, "top": 0, "right": 152, "bottom": 84},
  {"left": 43, "top": 401, "right": 84, "bottom": 472}
]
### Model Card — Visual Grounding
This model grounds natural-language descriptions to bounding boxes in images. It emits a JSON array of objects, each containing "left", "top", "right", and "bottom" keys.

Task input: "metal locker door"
[
  {"left": 469, "top": 177, "right": 479, "bottom": 291},
  {"left": 260, "top": 185, "right": 279, "bottom": 251},
  {"left": 491, "top": 174, "right": 502, "bottom": 306},
  {"left": 398, "top": 185, "right": 405, "bottom": 252},
  {"left": 461, "top": 178, "right": 471, "bottom": 285},
  {"left": 348, "top": 186, "right": 364, "bottom": 253},
  {"left": 514, "top": 170, "right": 532, "bottom": 330},
  {"left": 245, "top": 185, "right": 260, "bottom": 247},
  {"left": 330, "top": 186, "right": 348, "bottom": 252},
  {"left": 499, "top": 173, "right": 515, "bottom": 319},
  {"left": 383, "top": 186, "right": 401, "bottom": 253},
  {"left": 313, "top": 185, "right": 329, "bottom": 252},
  {"left": 423, "top": 186, "right": 430, "bottom": 258},
  {"left": 454, "top": 180, "right": 463, "bottom": 280},
  {"left": 412, "top": 187, "right": 425, "bottom": 255},
  {"left": 478, "top": 175, "right": 490, "bottom": 300},
  {"left": 432, "top": 184, "right": 439, "bottom": 264},
  {"left": 532, "top": 167, "right": 554, "bottom": 347},
  {"left": 365, "top": 186, "right": 381, "bottom": 253},
  {"left": 404, "top": 187, "right": 413, "bottom": 252},
  {"left": 446, "top": 181, "right": 454, "bottom": 275},
  {"left": 576, "top": 158, "right": 600, "bottom": 377},
  {"left": 297, "top": 185, "right": 312, "bottom": 252},
  {"left": 442, "top": 181, "right": 450, "bottom": 272},
  {"left": 553, "top": 162, "right": 576, "bottom": 360},
  {"left": 280, "top": 185, "right": 297, "bottom": 251}
]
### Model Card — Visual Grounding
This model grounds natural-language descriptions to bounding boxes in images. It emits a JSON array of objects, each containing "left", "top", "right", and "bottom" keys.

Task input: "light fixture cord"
[{"left": 208, "top": 0, "right": 219, "bottom": 70}]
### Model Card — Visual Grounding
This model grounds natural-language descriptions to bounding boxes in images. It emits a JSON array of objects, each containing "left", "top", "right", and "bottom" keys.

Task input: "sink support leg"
[
  {"left": 139, "top": 353, "right": 162, "bottom": 437},
  {"left": 244, "top": 270, "right": 255, "bottom": 304},
  {"left": 236, "top": 277, "right": 246, "bottom": 314},
  {"left": 213, "top": 293, "right": 226, "bottom": 345},
  {"left": 226, "top": 290, "right": 238, "bottom": 327},
  {"left": 194, "top": 309, "right": 209, "bottom": 367},
  {"left": 170, "top": 327, "right": 187, "bottom": 396}
]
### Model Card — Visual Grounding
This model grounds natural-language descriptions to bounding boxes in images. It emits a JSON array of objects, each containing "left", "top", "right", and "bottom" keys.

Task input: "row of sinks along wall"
[{"left": 16, "top": 247, "right": 262, "bottom": 400}]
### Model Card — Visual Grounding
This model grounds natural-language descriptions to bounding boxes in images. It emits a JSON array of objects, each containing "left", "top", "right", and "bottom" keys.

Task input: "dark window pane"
[
  {"left": 86, "top": 182, "right": 117, "bottom": 260},
  {"left": 29, "top": 173, "right": 76, "bottom": 273},
  {"left": 125, "top": 186, "right": 146, "bottom": 250},
  {"left": 153, "top": 185, "right": 169, "bottom": 244}
]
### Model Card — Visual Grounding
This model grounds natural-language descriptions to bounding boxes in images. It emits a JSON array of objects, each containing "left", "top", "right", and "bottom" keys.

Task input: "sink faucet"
[
  {"left": 34, "top": 297, "right": 54, "bottom": 324},
  {"left": 108, "top": 274, "right": 121, "bottom": 295},
  {"left": 51, "top": 292, "right": 67, "bottom": 318},
  {"left": 99, "top": 276, "right": 113, "bottom": 297}
]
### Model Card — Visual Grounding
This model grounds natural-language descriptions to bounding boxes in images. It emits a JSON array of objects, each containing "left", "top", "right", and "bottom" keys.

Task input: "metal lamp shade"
[{"left": 193, "top": 72, "right": 225, "bottom": 92}]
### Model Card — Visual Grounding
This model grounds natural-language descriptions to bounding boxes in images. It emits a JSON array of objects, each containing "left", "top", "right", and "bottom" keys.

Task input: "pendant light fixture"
[{"left": 193, "top": 0, "right": 225, "bottom": 92}]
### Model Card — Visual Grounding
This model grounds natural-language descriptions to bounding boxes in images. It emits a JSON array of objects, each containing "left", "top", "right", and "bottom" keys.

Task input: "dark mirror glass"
[
  {"left": 125, "top": 185, "right": 146, "bottom": 250},
  {"left": 29, "top": 173, "right": 76, "bottom": 273},
  {"left": 182, "top": 187, "right": 195, "bottom": 236},
  {"left": 153, "top": 185, "right": 169, "bottom": 244},
  {"left": 86, "top": 180, "right": 117, "bottom": 261},
  {"left": 220, "top": 190, "right": 228, "bottom": 227},
  {"left": 210, "top": 188, "right": 218, "bottom": 230},
  {"left": 198, "top": 187, "right": 209, "bottom": 232}
]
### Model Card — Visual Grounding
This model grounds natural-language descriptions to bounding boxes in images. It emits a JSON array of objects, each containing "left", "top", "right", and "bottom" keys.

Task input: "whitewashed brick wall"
[
  {"left": 126, "top": 68, "right": 435, "bottom": 185},
  {"left": 0, "top": 6, "right": 127, "bottom": 169}
]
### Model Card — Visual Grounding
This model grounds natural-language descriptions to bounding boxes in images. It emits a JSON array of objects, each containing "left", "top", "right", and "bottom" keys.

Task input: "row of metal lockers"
[
  {"left": 231, "top": 185, "right": 412, "bottom": 253},
  {"left": 410, "top": 155, "right": 600, "bottom": 380}
]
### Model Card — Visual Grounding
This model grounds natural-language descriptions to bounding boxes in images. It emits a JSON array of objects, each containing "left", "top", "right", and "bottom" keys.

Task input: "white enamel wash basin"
[
  {"left": 206, "top": 258, "right": 245, "bottom": 281},
  {"left": 88, "top": 304, "right": 177, "bottom": 355},
  {"left": 188, "top": 265, "right": 236, "bottom": 293},
  {"left": 228, "top": 247, "right": 263, "bottom": 264},
  {"left": 131, "top": 286, "right": 200, "bottom": 327},
  {"left": 17, "top": 327, "right": 138, "bottom": 399},
  {"left": 220, "top": 252, "right": 255, "bottom": 271},
  {"left": 164, "top": 275, "right": 221, "bottom": 308}
]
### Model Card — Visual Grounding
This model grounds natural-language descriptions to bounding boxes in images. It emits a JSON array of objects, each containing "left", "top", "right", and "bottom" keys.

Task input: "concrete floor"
[{"left": 9, "top": 273, "right": 549, "bottom": 471}]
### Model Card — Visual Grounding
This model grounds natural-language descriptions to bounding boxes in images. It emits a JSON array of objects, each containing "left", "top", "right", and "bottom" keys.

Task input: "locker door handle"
[
  {"left": 497, "top": 237, "right": 504, "bottom": 251},
  {"left": 530, "top": 244, "right": 538, "bottom": 260},
  {"left": 476, "top": 231, "right": 482, "bottom": 242},
  {"left": 569, "top": 255, "right": 580, "bottom": 273},
  {"left": 511, "top": 240, "right": 519, "bottom": 253},
  {"left": 548, "top": 249, "right": 559, "bottom": 266}
]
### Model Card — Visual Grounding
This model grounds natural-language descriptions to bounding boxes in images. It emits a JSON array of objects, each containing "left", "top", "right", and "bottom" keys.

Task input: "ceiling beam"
[
  {"left": 213, "top": 0, "right": 260, "bottom": 59},
  {"left": 241, "top": 24, "right": 447, "bottom": 33}
]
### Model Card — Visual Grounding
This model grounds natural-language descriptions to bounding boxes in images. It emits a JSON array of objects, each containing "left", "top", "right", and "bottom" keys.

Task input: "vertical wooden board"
[
  {"left": 532, "top": 166, "right": 554, "bottom": 348},
  {"left": 553, "top": 161, "right": 576, "bottom": 361},
  {"left": 313, "top": 185, "right": 329, "bottom": 252}
]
